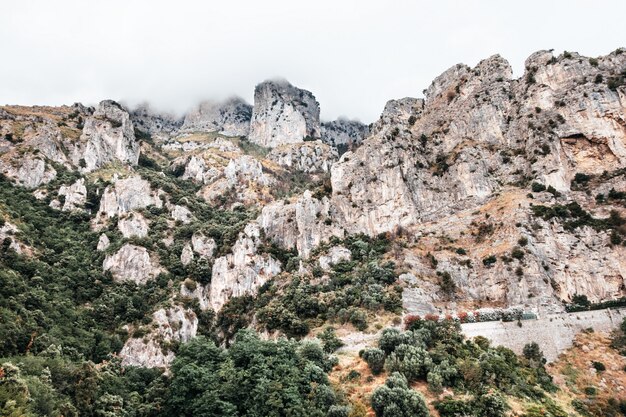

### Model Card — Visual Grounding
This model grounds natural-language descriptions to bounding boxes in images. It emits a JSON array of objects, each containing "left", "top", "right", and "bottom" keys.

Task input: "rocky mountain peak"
[
  {"left": 248, "top": 79, "right": 321, "bottom": 147},
  {"left": 130, "top": 103, "right": 183, "bottom": 141},
  {"left": 320, "top": 119, "right": 370, "bottom": 153},
  {"left": 73, "top": 100, "right": 140, "bottom": 172},
  {"left": 181, "top": 97, "right": 252, "bottom": 137}
]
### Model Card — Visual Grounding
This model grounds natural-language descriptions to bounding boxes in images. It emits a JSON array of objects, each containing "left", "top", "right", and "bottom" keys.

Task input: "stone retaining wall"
[{"left": 461, "top": 308, "right": 626, "bottom": 362}]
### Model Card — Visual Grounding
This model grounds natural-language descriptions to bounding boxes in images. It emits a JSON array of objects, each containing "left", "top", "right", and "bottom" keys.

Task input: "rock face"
[
  {"left": 254, "top": 49, "right": 626, "bottom": 313},
  {"left": 209, "top": 223, "right": 281, "bottom": 311},
  {"left": 97, "top": 234, "right": 110, "bottom": 251},
  {"left": 328, "top": 51, "right": 626, "bottom": 235},
  {"left": 103, "top": 244, "right": 161, "bottom": 284},
  {"left": 10, "top": 157, "right": 57, "bottom": 188},
  {"left": 0, "top": 105, "right": 81, "bottom": 188},
  {"left": 191, "top": 232, "right": 216, "bottom": 258},
  {"left": 259, "top": 190, "right": 344, "bottom": 259},
  {"left": 321, "top": 119, "right": 370, "bottom": 153},
  {"left": 120, "top": 306, "right": 198, "bottom": 368},
  {"left": 0, "top": 222, "right": 25, "bottom": 254},
  {"left": 170, "top": 204, "right": 193, "bottom": 224},
  {"left": 267, "top": 141, "right": 338, "bottom": 173},
  {"left": 54, "top": 179, "right": 87, "bottom": 211},
  {"left": 223, "top": 155, "right": 273, "bottom": 186},
  {"left": 181, "top": 97, "right": 252, "bottom": 137},
  {"left": 249, "top": 80, "right": 321, "bottom": 147},
  {"left": 130, "top": 104, "right": 183, "bottom": 141},
  {"left": 117, "top": 212, "right": 149, "bottom": 238},
  {"left": 73, "top": 100, "right": 140, "bottom": 172},
  {"left": 98, "top": 175, "right": 163, "bottom": 219},
  {"left": 318, "top": 246, "right": 352, "bottom": 270}
]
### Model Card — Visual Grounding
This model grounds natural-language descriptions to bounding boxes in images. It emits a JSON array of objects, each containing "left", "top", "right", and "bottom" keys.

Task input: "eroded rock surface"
[
  {"left": 209, "top": 223, "right": 281, "bottom": 311},
  {"left": 103, "top": 244, "right": 161, "bottom": 284},
  {"left": 267, "top": 141, "right": 338, "bottom": 173},
  {"left": 72, "top": 100, "right": 140, "bottom": 172},
  {"left": 120, "top": 306, "right": 198, "bottom": 368},
  {"left": 249, "top": 80, "right": 321, "bottom": 147},
  {"left": 181, "top": 97, "right": 252, "bottom": 137},
  {"left": 321, "top": 119, "right": 370, "bottom": 153}
]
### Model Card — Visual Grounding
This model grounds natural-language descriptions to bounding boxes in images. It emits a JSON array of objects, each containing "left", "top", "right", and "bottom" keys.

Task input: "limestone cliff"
[
  {"left": 72, "top": 100, "right": 140, "bottom": 172},
  {"left": 181, "top": 97, "right": 252, "bottom": 137},
  {"left": 249, "top": 80, "right": 321, "bottom": 147},
  {"left": 321, "top": 119, "right": 370, "bottom": 153}
]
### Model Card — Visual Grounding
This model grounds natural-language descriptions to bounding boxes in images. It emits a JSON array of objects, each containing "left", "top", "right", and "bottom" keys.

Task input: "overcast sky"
[{"left": 1, "top": 1, "right": 625, "bottom": 122}]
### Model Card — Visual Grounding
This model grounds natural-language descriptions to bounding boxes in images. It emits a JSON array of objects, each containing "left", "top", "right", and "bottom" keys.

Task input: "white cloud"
[{"left": 1, "top": 0, "right": 624, "bottom": 122}]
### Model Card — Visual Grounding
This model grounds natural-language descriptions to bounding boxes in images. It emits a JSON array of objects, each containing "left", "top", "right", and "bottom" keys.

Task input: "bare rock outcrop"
[
  {"left": 267, "top": 141, "right": 338, "bottom": 173},
  {"left": 259, "top": 190, "right": 344, "bottom": 259},
  {"left": 130, "top": 103, "right": 183, "bottom": 141},
  {"left": 120, "top": 306, "right": 198, "bottom": 368},
  {"left": 209, "top": 223, "right": 281, "bottom": 311},
  {"left": 103, "top": 243, "right": 161, "bottom": 284},
  {"left": 97, "top": 234, "right": 110, "bottom": 251},
  {"left": 97, "top": 175, "right": 163, "bottom": 219},
  {"left": 117, "top": 211, "right": 149, "bottom": 238},
  {"left": 181, "top": 97, "right": 252, "bottom": 137},
  {"left": 224, "top": 155, "right": 272, "bottom": 186},
  {"left": 73, "top": 100, "right": 140, "bottom": 172},
  {"left": 50, "top": 178, "right": 87, "bottom": 211},
  {"left": 327, "top": 50, "right": 626, "bottom": 236},
  {"left": 249, "top": 80, "right": 321, "bottom": 147},
  {"left": 318, "top": 246, "right": 352, "bottom": 270},
  {"left": 0, "top": 222, "right": 26, "bottom": 254},
  {"left": 321, "top": 119, "right": 370, "bottom": 153},
  {"left": 7, "top": 156, "right": 57, "bottom": 188}
]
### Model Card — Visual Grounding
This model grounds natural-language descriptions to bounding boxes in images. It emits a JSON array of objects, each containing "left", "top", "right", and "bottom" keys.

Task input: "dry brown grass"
[{"left": 548, "top": 330, "right": 626, "bottom": 412}]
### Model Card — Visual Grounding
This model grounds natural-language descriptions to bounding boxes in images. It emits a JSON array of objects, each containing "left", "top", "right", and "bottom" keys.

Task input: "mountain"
[{"left": 1, "top": 48, "right": 625, "bottom": 416}]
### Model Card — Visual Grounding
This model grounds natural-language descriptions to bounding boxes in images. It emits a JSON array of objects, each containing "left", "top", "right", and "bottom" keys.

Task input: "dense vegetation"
[
  {"left": 364, "top": 318, "right": 562, "bottom": 417},
  {"left": 0, "top": 330, "right": 344, "bottom": 417},
  {"left": 216, "top": 234, "right": 403, "bottom": 339}
]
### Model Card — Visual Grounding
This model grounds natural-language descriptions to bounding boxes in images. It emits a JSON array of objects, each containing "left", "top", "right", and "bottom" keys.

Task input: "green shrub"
[
  {"left": 362, "top": 348, "right": 386, "bottom": 375},
  {"left": 371, "top": 372, "right": 430, "bottom": 417},
  {"left": 531, "top": 182, "right": 546, "bottom": 193}
]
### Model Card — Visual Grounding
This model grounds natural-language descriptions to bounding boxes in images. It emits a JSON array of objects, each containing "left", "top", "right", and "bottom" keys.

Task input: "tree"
[
  {"left": 385, "top": 344, "right": 432, "bottom": 382},
  {"left": 318, "top": 327, "right": 344, "bottom": 353},
  {"left": 361, "top": 348, "right": 385, "bottom": 375},
  {"left": 522, "top": 342, "right": 544, "bottom": 364},
  {"left": 371, "top": 372, "right": 430, "bottom": 417}
]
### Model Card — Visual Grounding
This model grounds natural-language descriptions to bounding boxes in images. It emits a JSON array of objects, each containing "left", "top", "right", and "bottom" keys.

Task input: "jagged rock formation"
[
  {"left": 208, "top": 223, "right": 281, "bottom": 311},
  {"left": 181, "top": 97, "right": 252, "bottom": 137},
  {"left": 180, "top": 232, "right": 218, "bottom": 266},
  {"left": 0, "top": 221, "right": 26, "bottom": 254},
  {"left": 0, "top": 105, "right": 82, "bottom": 187},
  {"left": 180, "top": 154, "right": 222, "bottom": 184},
  {"left": 50, "top": 178, "right": 87, "bottom": 211},
  {"left": 330, "top": 50, "right": 626, "bottom": 234},
  {"left": 72, "top": 100, "right": 140, "bottom": 172},
  {"left": 249, "top": 80, "right": 321, "bottom": 147},
  {"left": 2, "top": 48, "right": 626, "bottom": 373},
  {"left": 259, "top": 190, "right": 344, "bottom": 259},
  {"left": 102, "top": 243, "right": 161, "bottom": 284},
  {"left": 318, "top": 245, "right": 352, "bottom": 270},
  {"left": 120, "top": 306, "right": 198, "bottom": 368},
  {"left": 97, "top": 175, "right": 163, "bottom": 219},
  {"left": 267, "top": 141, "right": 338, "bottom": 173},
  {"left": 117, "top": 211, "right": 149, "bottom": 238},
  {"left": 321, "top": 119, "right": 370, "bottom": 153},
  {"left": 169, "top": 204, "right": 193, "bottom": 224},
  {"left": 255, "top": 49, "right": 626, "bottom": 312},
  {"left": 97, "top": 233, "right": 110, "bottom": 251},
  {"left": 9, "top": 156, "right": 57, "bottom": 188},
  {"left": 130, "top": 103, "right": 183, "bottom": 141}
]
